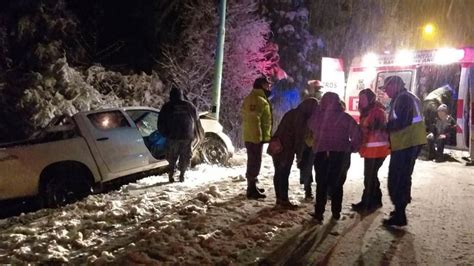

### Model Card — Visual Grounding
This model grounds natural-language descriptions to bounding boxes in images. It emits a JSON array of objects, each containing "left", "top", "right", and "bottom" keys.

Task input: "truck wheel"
[
  {"left": 199, "top": 135, "right": 229, "bottom": 165},
  {"left": 41, "top": 174, "right": 91, "bottom": 208}
]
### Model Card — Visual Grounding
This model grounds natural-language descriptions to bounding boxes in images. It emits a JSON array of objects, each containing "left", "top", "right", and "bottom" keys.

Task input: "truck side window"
[
  {"left": 126, "top": 110, "right": 159, "bottom": 137},
  {"left": 87, "top": 111, "right": 130, "bottom": 130}
]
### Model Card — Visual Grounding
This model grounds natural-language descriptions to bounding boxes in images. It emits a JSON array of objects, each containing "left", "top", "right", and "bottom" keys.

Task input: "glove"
[{"left": 427, "top": 133, "right": 434, "bottom": 140}]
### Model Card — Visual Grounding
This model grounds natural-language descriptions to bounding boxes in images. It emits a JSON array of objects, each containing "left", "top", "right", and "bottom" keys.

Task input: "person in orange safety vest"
[{"left": 351, "top": 89, "right": 390, "bottom": 213}]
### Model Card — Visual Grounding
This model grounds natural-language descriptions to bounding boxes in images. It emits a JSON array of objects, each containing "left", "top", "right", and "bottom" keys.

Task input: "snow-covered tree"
[
  {"left": 0, "top": 0, "right": 167, "bottom": 141},
  {"left": 259, "top": 0, "right": 320, "bottom": 86},
  {"left": 160, "top": 0, "right": 278, "bottom": 146}
]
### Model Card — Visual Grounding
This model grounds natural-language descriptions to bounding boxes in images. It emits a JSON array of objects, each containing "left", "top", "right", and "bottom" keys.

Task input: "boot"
[
  {"left": 179, "top": 172, "right": 185, "bottom": 182},
  {"left": 383, "top": 212, "right": 407, "bottom": 226},
  {"left": 367, "top": 200, "right": 383, "bottom": 211},
  {"left": 276, "top": 199, "right": 299, "bottom": 209},
  {"left": 351, "top": 201, "right": 367, "bottom": 212},
  {"left": 247, "top": 181, "right": 266, "bottom": 199},
  {"left": 309, "top": 212, "right": 324, "bottom": 223},
  {"left": 384, "top": 206, "right": 407, "bottom": 226}
]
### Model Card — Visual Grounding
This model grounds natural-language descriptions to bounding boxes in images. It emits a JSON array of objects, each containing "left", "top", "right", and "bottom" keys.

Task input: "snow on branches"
[{"left": 160, "top": 0, "right": 278, "bottom": 145}]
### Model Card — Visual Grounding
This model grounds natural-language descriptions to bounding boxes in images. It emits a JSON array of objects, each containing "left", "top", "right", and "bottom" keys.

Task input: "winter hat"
[
  {"left": 437, "top": 104, "right": 448, "bottom": 112},
  {"left": 383, "top": 76, "right": 405, "bottom": 89},
  {"left": 253, "top": 76, "right": 271, "bottom": 90},
  {"left": 308, "top": 80, "right": 323, "bottom": 90}
]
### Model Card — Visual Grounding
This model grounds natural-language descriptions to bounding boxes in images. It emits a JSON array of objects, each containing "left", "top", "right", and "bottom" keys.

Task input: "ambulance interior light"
[
  {"left": 434, "top": 48, "right": 465, "bottom": 64},
  {"left": 394, "top": 50, "right": 414, "bottom": 66},
  {"left": 362, "top": 52, "right": 378, "bottom": 67}
]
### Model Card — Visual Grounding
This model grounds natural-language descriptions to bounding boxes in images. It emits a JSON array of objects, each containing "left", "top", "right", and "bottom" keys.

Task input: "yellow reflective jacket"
[
  {"left": 241, "top": 89, "right": 272, "bottom": 143},
  {"left": 388, "top": 90, "right": 427, "bottom": 151}
]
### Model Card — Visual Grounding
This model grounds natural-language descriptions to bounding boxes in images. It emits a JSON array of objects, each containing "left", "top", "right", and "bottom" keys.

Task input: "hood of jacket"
[
  {"left": 320, "top": 92, "right": 343, "bottom": 112},
  {"left": 170, "top": 87, "right": 183, "bottom": 102},
  {"left": 297, "top": 97, "right": 319, "bottom": 118}
]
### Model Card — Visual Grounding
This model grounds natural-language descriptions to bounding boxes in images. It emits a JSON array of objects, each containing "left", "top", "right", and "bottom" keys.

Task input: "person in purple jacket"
[{"left": 307, "top": 92, "right": 362, "bottom": 222}]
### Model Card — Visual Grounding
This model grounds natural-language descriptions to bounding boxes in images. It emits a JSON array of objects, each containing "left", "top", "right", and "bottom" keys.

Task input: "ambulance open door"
[{"left": 467, "top": 67, "right": 474, "bottom": 165}]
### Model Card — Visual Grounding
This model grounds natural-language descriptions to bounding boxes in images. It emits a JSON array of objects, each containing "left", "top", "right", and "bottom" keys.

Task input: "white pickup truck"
[{"left": 0, "top": 107, "right": 234, "bottom": 207}]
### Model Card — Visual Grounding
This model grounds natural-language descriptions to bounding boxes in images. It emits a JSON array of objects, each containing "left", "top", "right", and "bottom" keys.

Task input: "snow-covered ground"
[{"left": 0, "top": 150, "right": 473, "bottom": 264}]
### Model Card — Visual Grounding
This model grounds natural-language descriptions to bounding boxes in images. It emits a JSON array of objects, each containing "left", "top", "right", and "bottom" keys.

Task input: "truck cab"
[{"left": 0, "top": 106, "right": 234, "bottom": 208}]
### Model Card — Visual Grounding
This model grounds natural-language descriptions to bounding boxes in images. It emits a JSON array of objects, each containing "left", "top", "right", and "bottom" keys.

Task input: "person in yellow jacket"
[
  {"left": 382, "top": 76, "right": 427, "bottom": 227},
  {"left": 241, "top": 76, "right": 273, "bottom": 199}
]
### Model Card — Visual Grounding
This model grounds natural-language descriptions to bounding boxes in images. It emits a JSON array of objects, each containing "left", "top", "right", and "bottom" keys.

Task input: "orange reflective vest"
[{"left": 359, "top": 104, "right": 391, "bottom": 158}]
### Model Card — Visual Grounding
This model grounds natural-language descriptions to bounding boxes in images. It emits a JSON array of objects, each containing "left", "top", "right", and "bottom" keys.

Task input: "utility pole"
[{"left": 211, "top": 0, "right": 227, "bottom": 121}]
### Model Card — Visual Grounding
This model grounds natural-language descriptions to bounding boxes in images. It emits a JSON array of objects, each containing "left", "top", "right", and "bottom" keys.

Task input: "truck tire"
[
  {"left": 199, "top": 135, "right": 230, "bottom": 165},
  {"left": 40, "top": 173, "right": 92, "bottom": 208}
]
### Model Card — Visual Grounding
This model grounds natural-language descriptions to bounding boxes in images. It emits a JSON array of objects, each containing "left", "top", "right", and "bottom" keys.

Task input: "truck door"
[
  {"left": 468, "top": 67, "right": 474, "bottom": 160},
  {"left": 126, "top": 109, "right": 167, "bottom": 160},
  {"left": 86, "top": 110, "right": 149, "bottom": 175}
]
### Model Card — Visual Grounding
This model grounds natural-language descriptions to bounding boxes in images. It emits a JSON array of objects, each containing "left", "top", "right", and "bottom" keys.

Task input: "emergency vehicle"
[{"left": 330, "top": 48, "right": 474, "bottom": 163}]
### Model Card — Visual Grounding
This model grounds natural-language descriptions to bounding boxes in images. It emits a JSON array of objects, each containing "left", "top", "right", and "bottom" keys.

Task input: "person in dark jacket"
[
  {"left": 295, "top": 98, "right": 319, "bottom": 200},
  {"left": 270, "top": 98, "right": 319, "bottom": 208},
  {"left": 383, "top": 76, "right": 426, "bottom": 227},
  {"left": 158, "top": 86, "right": 203, "bottom": 183},
  {"left": 422, "top": 84, "right": 456, "bottom": 132},
  {"left": 307, "top": 92, "right": 362, "bottom": 223},
  {"left": 426, "top": 104, "right": 456, "bottom": 162}
]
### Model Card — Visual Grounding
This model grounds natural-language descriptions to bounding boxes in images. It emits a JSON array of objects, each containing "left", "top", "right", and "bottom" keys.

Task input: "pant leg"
[
  {"left": 314, "top": 152, "right": 329, "bottom": 216},
  {"left": 427, "top": 138, "right": 436, "bottom": 159},
  {"left": 329, "top": 152, "right": 350, "bottom": 215},
  {"left": 363, "top": 157, "right": 385, "bottom": 205},
  {"left": 372, "top": 157, "right": 385, "bottom": 204},
  {"left": 273, "top": 157, "right": 282, "bottom": 200},
  {"left": 361, "top": 158, "right": 374, "bottom": 204},
  {"left": 406, "top": 145, "right": 421, "bottom": 203},
  {"left": 273, "top": 156, "right": 293, "bottom": 201},
  {"left": 177, "top": 139, "right": 193, "bottom": 173},
  {"left": 300, "top": 147, "right": 314, "bottom": 184},
  {"left": 245, "top": 142, "right": 263, "bottom": 182},
  {"left": 166, "top": 139, "right": 180, "bottom": 174},
  {"left": 280, "top": 162, "right": 292, "bottom": 201},
  {"left": 301, "top": 148, "right": 315, "bottom": 193},
  {"left": 435, "top": 138, "right": 446, "bottom": 159},
  {"left": 388, "top": 146, "right": 420, "bottom": 211}
]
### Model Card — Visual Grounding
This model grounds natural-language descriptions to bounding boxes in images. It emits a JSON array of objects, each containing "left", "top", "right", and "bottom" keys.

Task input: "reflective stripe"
[
  {"left": 390, "top": 91, "right": 423, "bottom": 123},
  {"left": 389, "top": 91, "right": 427, "bottom": 151},
  {"left": 365, "top": 141, "right": 390, "bottom": 147},
  {"left": 412, "top": 98, "right": 423, "bottom": 123}
]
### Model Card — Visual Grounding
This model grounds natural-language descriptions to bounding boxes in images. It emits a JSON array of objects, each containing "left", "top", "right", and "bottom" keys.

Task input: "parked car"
[{"left": 0, "top": 106, "right": 234, "bottom": 207}]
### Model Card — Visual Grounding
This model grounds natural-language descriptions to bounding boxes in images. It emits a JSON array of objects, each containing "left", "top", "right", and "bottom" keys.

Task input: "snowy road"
[{"left": 0, "top": 150, "right": 473, "bottom": 264}]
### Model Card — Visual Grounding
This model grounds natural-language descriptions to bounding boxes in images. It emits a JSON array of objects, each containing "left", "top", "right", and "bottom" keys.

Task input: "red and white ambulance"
[{"left": 336, "top": 48, "right": 474, "bottom": 162}]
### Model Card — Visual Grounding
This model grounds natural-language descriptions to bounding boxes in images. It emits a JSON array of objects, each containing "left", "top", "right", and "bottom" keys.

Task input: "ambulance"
[{"left": 325, "top": 48, "right": 474, "bottom": 163}]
